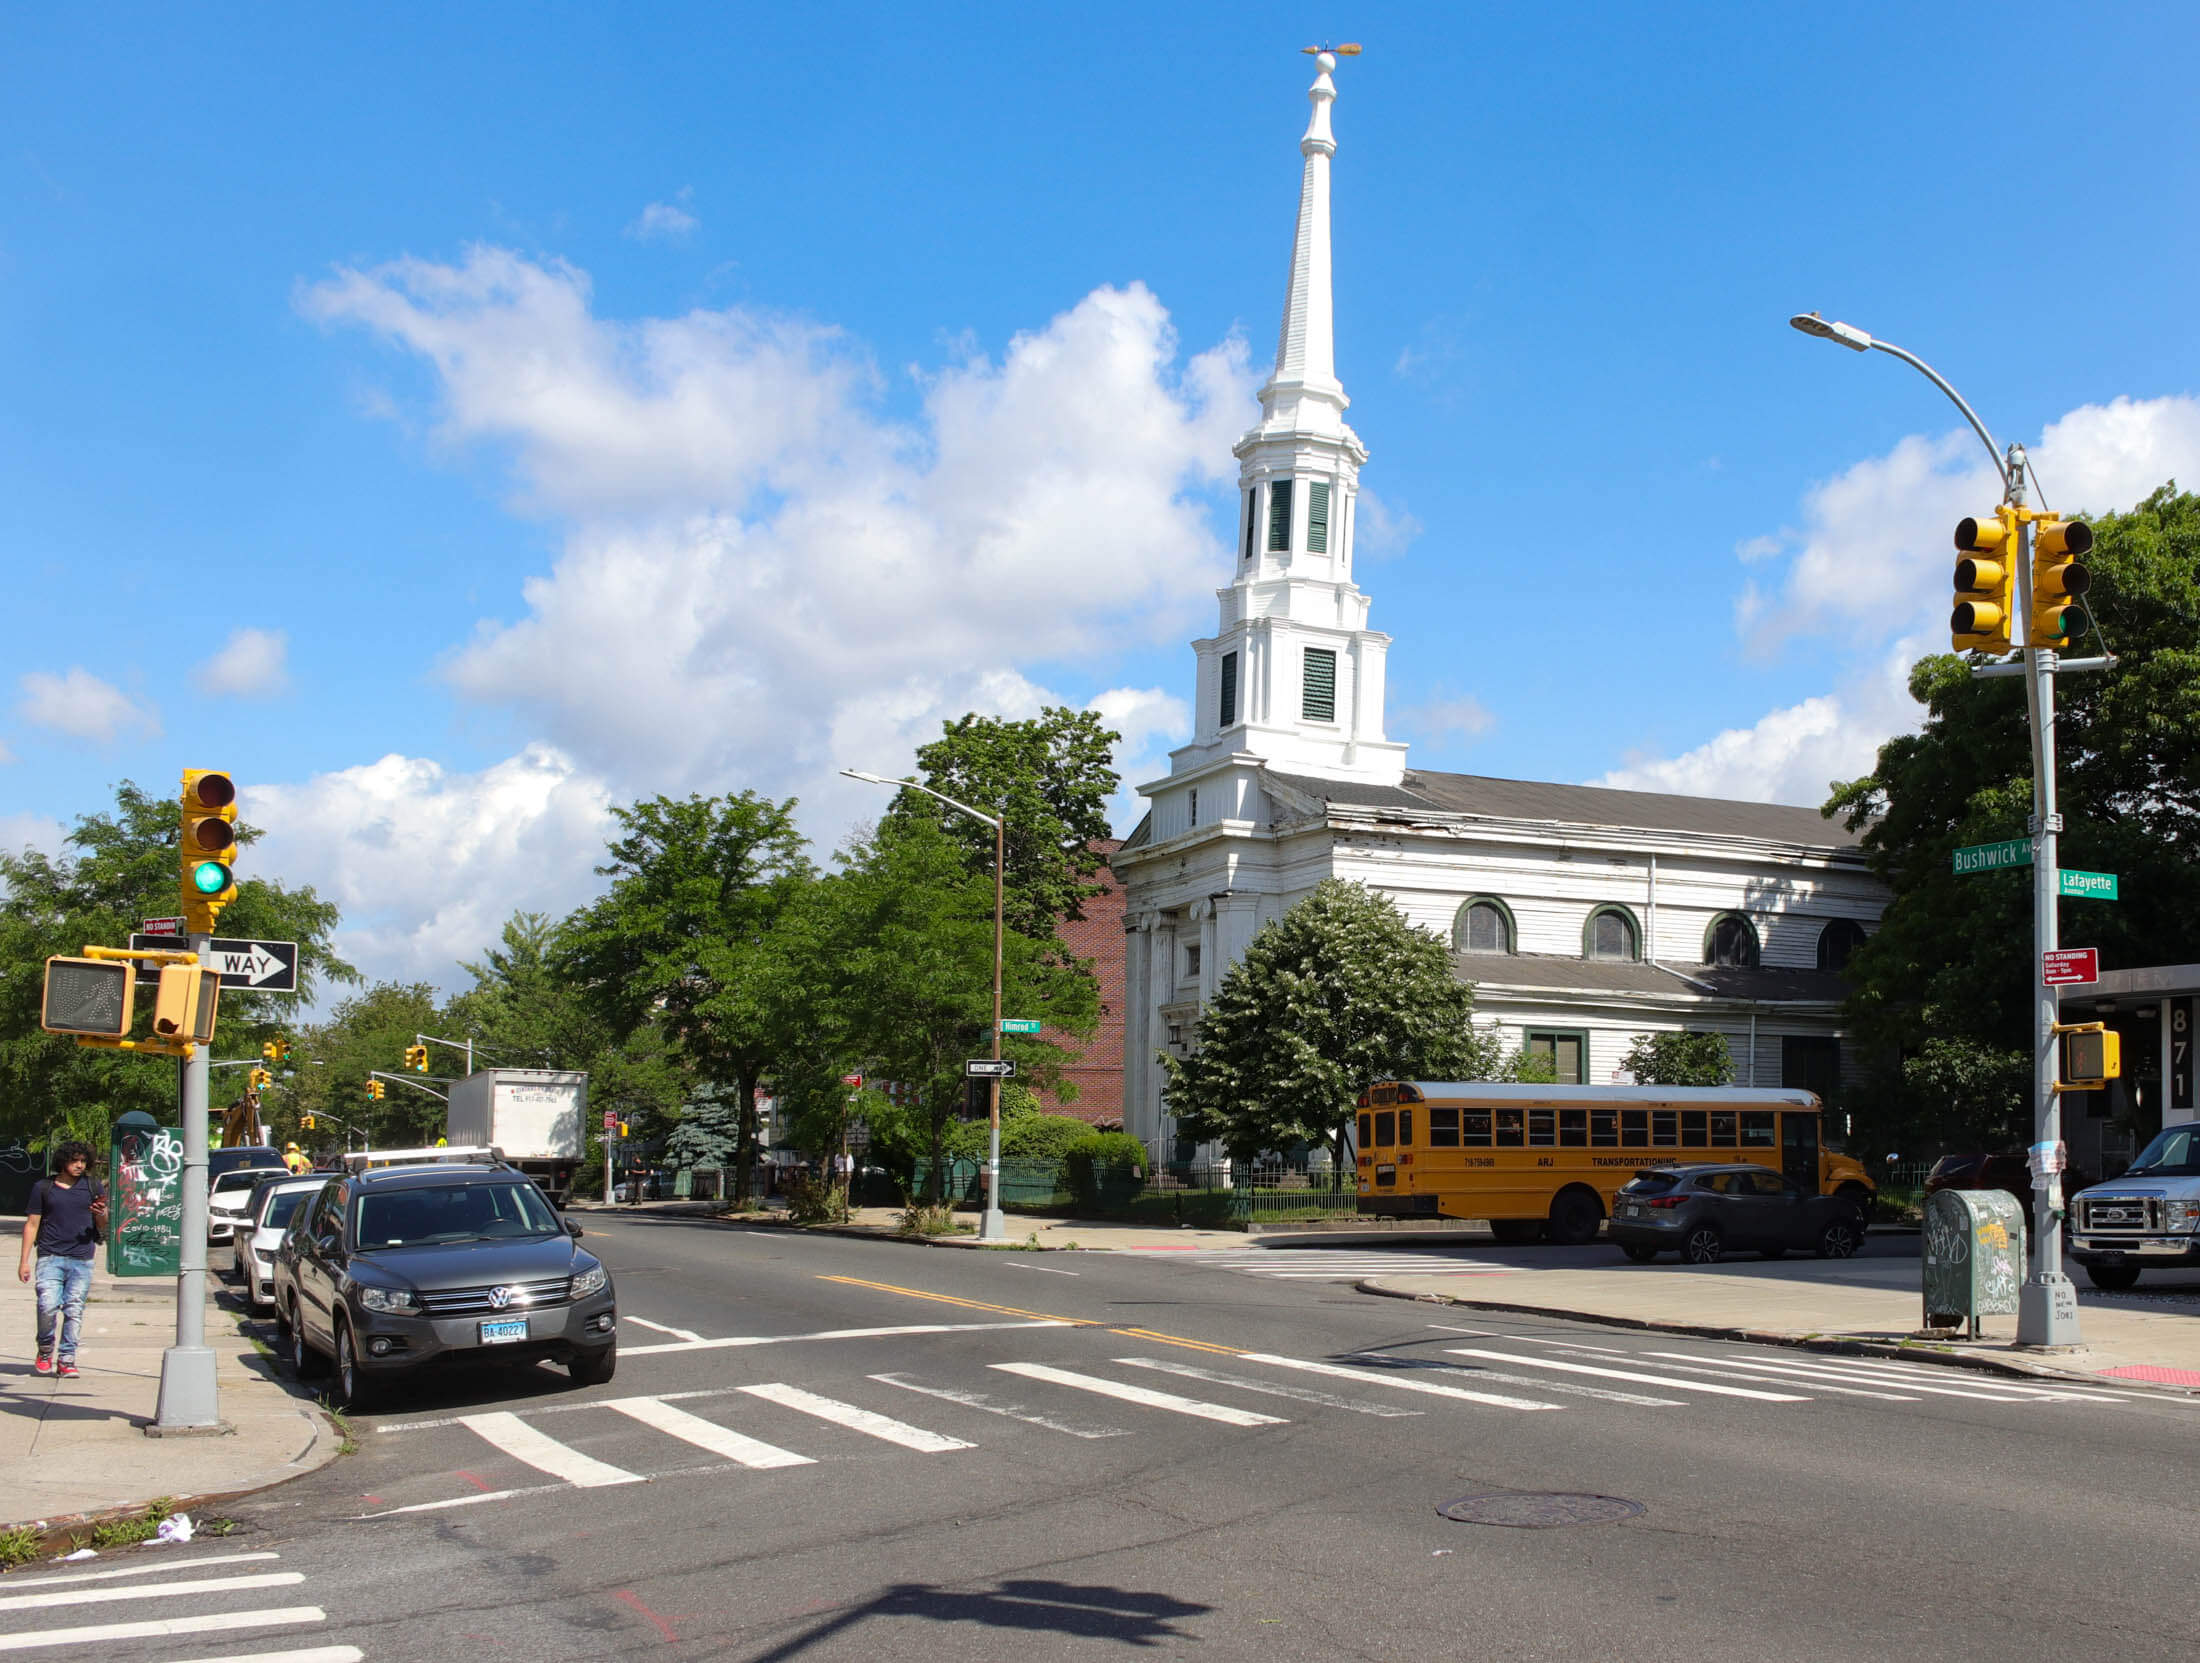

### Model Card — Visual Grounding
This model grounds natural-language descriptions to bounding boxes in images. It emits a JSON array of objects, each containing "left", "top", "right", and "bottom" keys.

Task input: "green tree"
[
  {"left": 893, "top": 706, "right": 1122, "bottom": 942},
  {"left": 558, "top": 792, "right": 815, "bottom": 1200},
  {"left": 1827, "top": 485, "right": 2200, "bottom": 1143},
  {"left": 0, "top": 782, "right": 355, "bottom": 1144},
  {"left": 1620, "top": 1031, "right": 1735, "bottom": 1087},
  {"left": 828, "top": 815, "right": 1097, "bottom": 1195},
  {"left": 287, "top": 982, "right": 450, "bottom": 1151},
  {"left": 1160, "top": 880, "right": 1481, "bottom": 1170}
]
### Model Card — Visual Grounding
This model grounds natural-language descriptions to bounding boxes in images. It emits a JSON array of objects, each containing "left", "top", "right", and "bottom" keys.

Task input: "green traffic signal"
[{"left": 189, "top": 859, "right": 231, "bottom": 896}]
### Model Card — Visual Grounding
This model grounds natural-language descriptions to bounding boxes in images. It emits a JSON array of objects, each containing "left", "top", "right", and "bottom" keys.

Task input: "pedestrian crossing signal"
[
  {"left": 2059, "top": 1024, "right": 2121, "bottom": 1090},
  {"left": 40, "top": 957, "right": 135, "bottom": 1037}
]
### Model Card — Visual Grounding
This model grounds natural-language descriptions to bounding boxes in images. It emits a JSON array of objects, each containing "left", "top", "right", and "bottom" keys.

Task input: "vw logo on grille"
[{"left": 488, "top": 1286, "right": 512, "bottom": 1309}]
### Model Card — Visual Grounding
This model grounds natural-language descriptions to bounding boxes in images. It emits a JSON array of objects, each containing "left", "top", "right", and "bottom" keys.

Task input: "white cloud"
[
  {"left": 193, "top": 627, "right": 290, "bottom": 697},
  {"left": 626, "top": 192, "right": 698, "bottom": 243},
  {"left": 0, "top": 812, "right": 66, "bottom": 865},
  {"left": 0, "top": 737, "right": 14, "bottom": 764},
  {"left": 244, "top": 746, "right": 616, "bottom": 990},
  {"left": 305, "top": 249, "right": 1251, "bottom": 800},
  {"left": 1398, "top": 693, "right": 1495, "bottom": 746},
  {"left": 1353, "top": 487, "right": 1422, "bottom": 560},
  {"left": 1087, "top": 685, "right": 1191, "bottom": 828},
  {"left": 16, "top": 668, "right": 160, "bottom": 745}
]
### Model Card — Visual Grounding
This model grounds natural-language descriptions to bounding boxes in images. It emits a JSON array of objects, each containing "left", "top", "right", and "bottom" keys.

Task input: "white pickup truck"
[{"left": 2066, "top": 1120, "right": 2200, "bottom": 1291}]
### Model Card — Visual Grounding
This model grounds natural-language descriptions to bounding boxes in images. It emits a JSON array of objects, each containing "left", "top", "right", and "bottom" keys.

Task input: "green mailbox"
[
  {"left": 1922, "top": 1187, "right": 2026, "bottom": 1337},
  {"left": 108, "top": 1110, "right": 184, "bottom": 1278}
]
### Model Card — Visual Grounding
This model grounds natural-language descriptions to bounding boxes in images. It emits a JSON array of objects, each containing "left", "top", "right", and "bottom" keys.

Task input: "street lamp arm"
[
  {"left": 1789, "top": 313, "right": 2006, "bottom": 487},
  {"left": 839, "top": 769, "right": 1001, "bottom": 832}
]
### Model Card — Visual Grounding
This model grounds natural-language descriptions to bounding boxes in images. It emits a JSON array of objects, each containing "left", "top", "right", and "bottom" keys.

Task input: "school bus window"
[
  {"left": 1681, "top": 1110, "right": 1707, "bottom": 1146},
  {"left": 1495, "top": 1108, "right": 1525, "bottom": 1147},
  {"left": 1463, "top": 1111, "right": 1492, "bottom": 1147},
  {"left": 1358, "top": 1112, "right": 1372, "bottom": 1149},
  {"left": 1374, "top": 1111, "right": 1396, "bottom": 1147},
  {"left": 1710, "top": 1110, "right": 1737, "bottom": 1146},
  {"left": 1529, "top": 1108, "right": 1556, "bottom": 1147},
  {"left": 1652, "top": 1110, "right": 1678, "bottom": 1147},
  {"left": 1620, "top": 1109, "right": 1649, "bottom": 1147},
  {"left": 1559, "top": 1109, "right": 1588, "bottom": 1147},
  {"left": 1740, "top": 1110, "right": 1775, "bottom": 1147},
  {"left": 1591, "top": 1109, "right": 1618, "bottom": 1147},
  {"left": 1429, "top": 1107, "right": 1460, "bottom": 1147},
  {"left": 1398, "top": 1110, "right": 1414, "bottom": 1145}
]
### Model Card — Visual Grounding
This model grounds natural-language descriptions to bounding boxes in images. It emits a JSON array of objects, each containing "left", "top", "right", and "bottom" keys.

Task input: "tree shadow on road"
[{"left": 745, "top": 1577, "right": 1211, "bottom": 1659}]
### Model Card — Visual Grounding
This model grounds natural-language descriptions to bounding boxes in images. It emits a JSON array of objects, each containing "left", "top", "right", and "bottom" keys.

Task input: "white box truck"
[{"left": 446, "top": 1068, "right": 586, "bottom": 1206}]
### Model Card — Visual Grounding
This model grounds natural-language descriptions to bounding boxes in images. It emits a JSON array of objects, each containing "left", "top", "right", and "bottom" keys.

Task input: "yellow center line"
[{"left": 817, "top": 1276, "right": 1247, "bottom": 1356}]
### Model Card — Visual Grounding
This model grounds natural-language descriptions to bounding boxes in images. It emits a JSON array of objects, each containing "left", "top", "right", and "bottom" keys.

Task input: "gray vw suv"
[{"left": 274, "top": 1159, "right": 616, "bottom": 1410}]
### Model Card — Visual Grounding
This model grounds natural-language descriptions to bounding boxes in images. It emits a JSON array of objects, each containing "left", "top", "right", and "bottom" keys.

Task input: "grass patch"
[
  {"left": 317, "top": 1397, "right": 358, "bottom": 1455},
  {"left": 896, "top": 1202, "right": 968, "bottom": 1237},
  {"left": 0, "top": 1526, "right": 40, "bottom": 1572},
  {"left": 89, "top": 1499, "right": 175, "bottom": 1551}
]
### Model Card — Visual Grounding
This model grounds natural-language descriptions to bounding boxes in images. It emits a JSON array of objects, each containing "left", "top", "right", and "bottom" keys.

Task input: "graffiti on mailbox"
[{"left": 110, "top": 1123, "right": 183, "bottom": 1277}]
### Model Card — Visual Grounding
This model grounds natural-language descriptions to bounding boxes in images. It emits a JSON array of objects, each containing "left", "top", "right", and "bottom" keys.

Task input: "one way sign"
[{"left": 129, "top": 934, "right": 300, "bottom": 995}]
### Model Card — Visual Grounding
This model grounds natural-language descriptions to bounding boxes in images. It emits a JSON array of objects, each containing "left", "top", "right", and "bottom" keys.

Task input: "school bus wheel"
[{"left": 1548, "top": 1186, "right": 1605, "bottom": 1247}]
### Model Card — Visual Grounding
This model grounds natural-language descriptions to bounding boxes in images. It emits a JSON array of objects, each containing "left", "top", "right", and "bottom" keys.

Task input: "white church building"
[{"left": 1112, "top": 52, "right": 1890, "bottom": 1157}]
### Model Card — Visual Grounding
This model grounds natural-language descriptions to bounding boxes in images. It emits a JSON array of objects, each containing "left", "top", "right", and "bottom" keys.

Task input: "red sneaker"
[
  {"left": 58, "top": 1363, "right": 80, "bottom": 1379},
  {"left": 32, "top": 1355, "right": 53, "bottom": 1376}
]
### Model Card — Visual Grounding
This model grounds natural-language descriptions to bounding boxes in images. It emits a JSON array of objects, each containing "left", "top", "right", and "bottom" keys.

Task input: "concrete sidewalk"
[
  {"left": 1361, "top": 1254, "right": 2200, "bottom": 1392},
  {"left": 2, "top": 1226, "right": 341, "bottom": 1534},
  {"left": 570, "top": 1197, "right": 1260, "bottom": 1252}
]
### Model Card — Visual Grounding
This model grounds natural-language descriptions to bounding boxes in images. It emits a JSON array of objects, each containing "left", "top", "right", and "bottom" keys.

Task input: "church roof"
[{"left": 1267, "top": 768, "right": 1864, "bottom": 851}]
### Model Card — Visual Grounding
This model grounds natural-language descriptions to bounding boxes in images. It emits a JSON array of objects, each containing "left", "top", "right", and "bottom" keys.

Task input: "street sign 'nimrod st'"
[{"left": 1953, "top": 838, "right": 2032, "bottom": 875}]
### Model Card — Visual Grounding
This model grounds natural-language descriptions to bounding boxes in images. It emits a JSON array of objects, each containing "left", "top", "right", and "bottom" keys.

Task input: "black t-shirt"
[{"left": 30, "top": 1176, "right": 103, "bottom": 1260}]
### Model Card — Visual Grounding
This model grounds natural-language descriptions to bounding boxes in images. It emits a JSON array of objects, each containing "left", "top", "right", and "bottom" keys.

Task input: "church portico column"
[{"left": 1121, "top": 911, "right": 1157, "bottom": 1146}]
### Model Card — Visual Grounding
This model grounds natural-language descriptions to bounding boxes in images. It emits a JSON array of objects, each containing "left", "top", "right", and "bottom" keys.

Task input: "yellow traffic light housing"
[
  {"left": 2028, "top": 517, "right": 2095, "bottom": 647},
  {"left": 262, "top": 1040, "right": 279, "bottom": 1062},
  {"left": 2058, "top": 1023, "right": 2121, "bottom": 1090},
  {"left": 367, "top": 1079, "right": 385, "bottom": 1100},
  {"left": 250, "top": 1067, "right": 273, "bottom": 1090},
  {"left": 151, "top": 963, "right": 221, "bottom": 1047},
  {"left": 181, "top": 770, "right": 239, "bottom": 933},
  {"left": 404, "top": 1043, "right": 429, "bottom": 1073},
  {"left": 1951, "top": 509, "right": 2016, "bottom": 652},
  {"left": 41, "top": 956, "right": 135, "bottom": 1037},
  {"left": 275, "top": 1036, "right": 291, "bottom": 1065},
  {"left": 301, "top": 1114, "right": 316, "bottom": 1130}
]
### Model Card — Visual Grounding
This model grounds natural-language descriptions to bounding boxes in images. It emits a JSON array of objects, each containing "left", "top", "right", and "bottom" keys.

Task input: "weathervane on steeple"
[{"left": 1300, "top": 42, "right": 1362, "bottom": 56}]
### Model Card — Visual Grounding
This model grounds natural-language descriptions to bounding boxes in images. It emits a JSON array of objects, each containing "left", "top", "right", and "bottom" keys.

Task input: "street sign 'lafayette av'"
[
  {"left": 1953, "top": 838, "right": 2032, "bottom": 874},
  {"left": 2058, "top": 869, "right": 2119, "bottom": 901},
  {"left": 128, "top": 934, "right": 299, "bottom": 994},
  {"left": 964, "top": 1058, "right": 1017, "bottom": 1079}
]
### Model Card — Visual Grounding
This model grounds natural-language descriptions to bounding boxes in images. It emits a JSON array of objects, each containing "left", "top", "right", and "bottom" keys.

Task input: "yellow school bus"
[{"left": 1354, "top": 1081, "right": 1876, "bottom": 1245}]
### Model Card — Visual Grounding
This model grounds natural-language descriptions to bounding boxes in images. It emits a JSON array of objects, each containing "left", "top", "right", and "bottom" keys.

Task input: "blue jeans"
[{"left": 34, "top": 1255, "right": 93, "bottom": 1363}]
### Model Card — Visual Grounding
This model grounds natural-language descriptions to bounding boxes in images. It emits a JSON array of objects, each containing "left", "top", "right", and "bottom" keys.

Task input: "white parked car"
[
  {"left": 208, "top": 1164, "right": 286, "bottom": 1247},
  {"left": 240, "top": 1175, "right": 329, "bottom": 1310}
]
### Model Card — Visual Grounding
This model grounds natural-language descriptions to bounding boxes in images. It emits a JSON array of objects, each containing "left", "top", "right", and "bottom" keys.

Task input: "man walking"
[{"left": 19, "top": 1141, "right": 106, "bottom": 1379}]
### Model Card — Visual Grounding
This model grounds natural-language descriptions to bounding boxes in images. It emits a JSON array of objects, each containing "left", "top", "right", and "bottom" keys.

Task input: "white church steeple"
[{"left": 1157, "top": 49, "right": 1407, "bottom": 794}]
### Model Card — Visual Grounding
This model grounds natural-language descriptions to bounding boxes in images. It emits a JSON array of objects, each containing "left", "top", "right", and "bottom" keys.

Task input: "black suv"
[
  {"left": 1609, "top": 1164, "right": 1866, "bottom": 1264},
  {"left": 273, "top": 1160, "right": 616, "bottom": 1410}
]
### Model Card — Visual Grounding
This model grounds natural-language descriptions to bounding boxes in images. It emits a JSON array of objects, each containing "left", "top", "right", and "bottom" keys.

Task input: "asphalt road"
[{"left": 19, "top": 1216, "right": 2200, "bottom": 1662}]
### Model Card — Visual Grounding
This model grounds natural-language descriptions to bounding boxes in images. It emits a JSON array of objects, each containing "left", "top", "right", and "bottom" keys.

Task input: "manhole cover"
[{"left": 1438, "top": 1491, "right": 1645, "bottom": 1529}]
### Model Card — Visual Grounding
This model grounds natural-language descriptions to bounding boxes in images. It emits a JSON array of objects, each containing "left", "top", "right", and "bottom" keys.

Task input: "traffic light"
[
  {"left": 2061, "top": 1025, "right": 2122, "bottom": 1089},
  {"left": 366, "top": 1079, "right": 386, "bottom": 1101},
  {"left": 262, "top": 1040, "right": 279, "bottom": 1063},
  {"left": 151, "top": 964, "right": 221, "bottom": 1047},
  {"left": 180, "top": 770, "right": 238, "bottom": 932},
  {"left": 404, "top": 1043, "right": 429, "bottom": 1073},
  {"left": 617, "top": 1120, "right": 629, "bottom": 1138},
  {"left": 41, "top": 957, "right": 135, "bottom": 1038},
  {"left": 274, "top": 1036, "right": 291, "bottom": 1066},
  {"left": 2028, "top": 517, "right": 2095, "bottom": 647},
  {"left": 301, "top": 1114, "right": 316, "bottom": 1130},
  {"left": 1951, "top": 509, "right": 2017, "bottom": 652},
  {"left": 250, "top": 1067, "right": 273, "bottom": 1090}
]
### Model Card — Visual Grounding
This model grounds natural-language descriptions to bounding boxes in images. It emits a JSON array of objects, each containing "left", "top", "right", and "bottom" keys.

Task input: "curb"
[{"left": 1352, "top": 1278, "right": 2200, "bottom": 1398}]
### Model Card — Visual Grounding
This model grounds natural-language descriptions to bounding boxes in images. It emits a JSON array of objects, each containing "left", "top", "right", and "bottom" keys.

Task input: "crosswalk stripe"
[
  {"left": 1117, "top": 1356, "right": 1425, "bottom": 1416},
  {"left": 738, "top": 1383, "right": 975, "bottom": 1451},
  {"left": 604, "top": 1396, "right": 815, "bottom": 1468},
  {"left": 990, "top": 1362, "right": 1287, "bottom": 1426},
  {"left": 1772, "top": 1353, "right": 2121, "bottom": 1400},
  {"left": 1445, "top": 1348, "right": 1809, "bottom": 1401},
  {"left": 1376, "top": 1360, "right": 1682, "bottom": 1408},
  {"left": 164, "top": 1650, "right": 364, "bottom": 1663},
  {"left": 0, "top": 1605, "right": 325, "bottom": 1654},
  {"left": 621, "top": 1319, "right": 1073, "bottom": 1356},
  {"left": 1617, "top": 1354, "right": 1919, "bottom": 1401},
  {"left": 1642, "top": 1352, "right": 2067, "bottom": 1403},
  {"left": 0, "top": 1551, "right": 281, "bottom": 1589},
  {"left": 0, "top": 1572, "right": 303, "bottom": 1614},
  {"left": 458, "top": 1410, "right": 645, "bottom": 1486},
  {"left": 869, "top": 1373, "right": 1129, "bottom": 1439},
  {"left": 1239, "top": 1352, "right": 1560, "bottom": 1411}
]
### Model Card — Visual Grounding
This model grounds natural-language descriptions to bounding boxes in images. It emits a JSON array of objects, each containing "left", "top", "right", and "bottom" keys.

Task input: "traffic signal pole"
[{"left": 153, "top": 928, "right": 222, "bottom": 1431}]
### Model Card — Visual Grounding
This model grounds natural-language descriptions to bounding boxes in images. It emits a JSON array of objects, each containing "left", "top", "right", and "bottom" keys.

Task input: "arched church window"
[
  {"left": 1817, "top": 919, "right": 1866, "bottom": 973},
  {"left": 1705, "top": 913, "right": 1761, "bottom": 968},
  {"left": 1584, "top": 906, "right": 1639, "bottom": 962},
  {"left": 1454, "top": 898, "right": 1514, "bottom": 955}
]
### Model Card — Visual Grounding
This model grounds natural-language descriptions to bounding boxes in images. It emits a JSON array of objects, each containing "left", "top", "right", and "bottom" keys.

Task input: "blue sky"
[{"left": 8, "top": 3, "right": 2200, "bottom": 991}]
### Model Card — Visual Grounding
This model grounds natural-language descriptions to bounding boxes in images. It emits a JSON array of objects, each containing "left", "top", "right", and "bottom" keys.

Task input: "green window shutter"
[
  {"left": 1219, "top": 651, "right": 1238, "bottom": 728},
  {"left": 1307, "top": 482, "right": 1330, "bottom": 553},
  {"left": 1243, "top": 489, "right": 1257, "bottom": 559},
  {"left": 1267, "top": 479, "right": 1293, "bottom": 552},
  {"left": 1302, "top": 647, "right": 1337, "bottom": 722}
]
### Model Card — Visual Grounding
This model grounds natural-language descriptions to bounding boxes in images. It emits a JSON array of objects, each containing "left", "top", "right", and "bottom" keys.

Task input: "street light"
[
  {"left": 842, "top": 767, "right": 1009, "bottom": 1241},
  {"left": 1789, "top": 309, "right": 2107, "bottom": 1348}
]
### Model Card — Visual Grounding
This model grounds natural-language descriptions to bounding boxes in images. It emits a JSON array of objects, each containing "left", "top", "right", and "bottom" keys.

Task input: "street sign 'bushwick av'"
[{"left": 1953, "top": 838, "right": 2032, "bottom": 875}]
